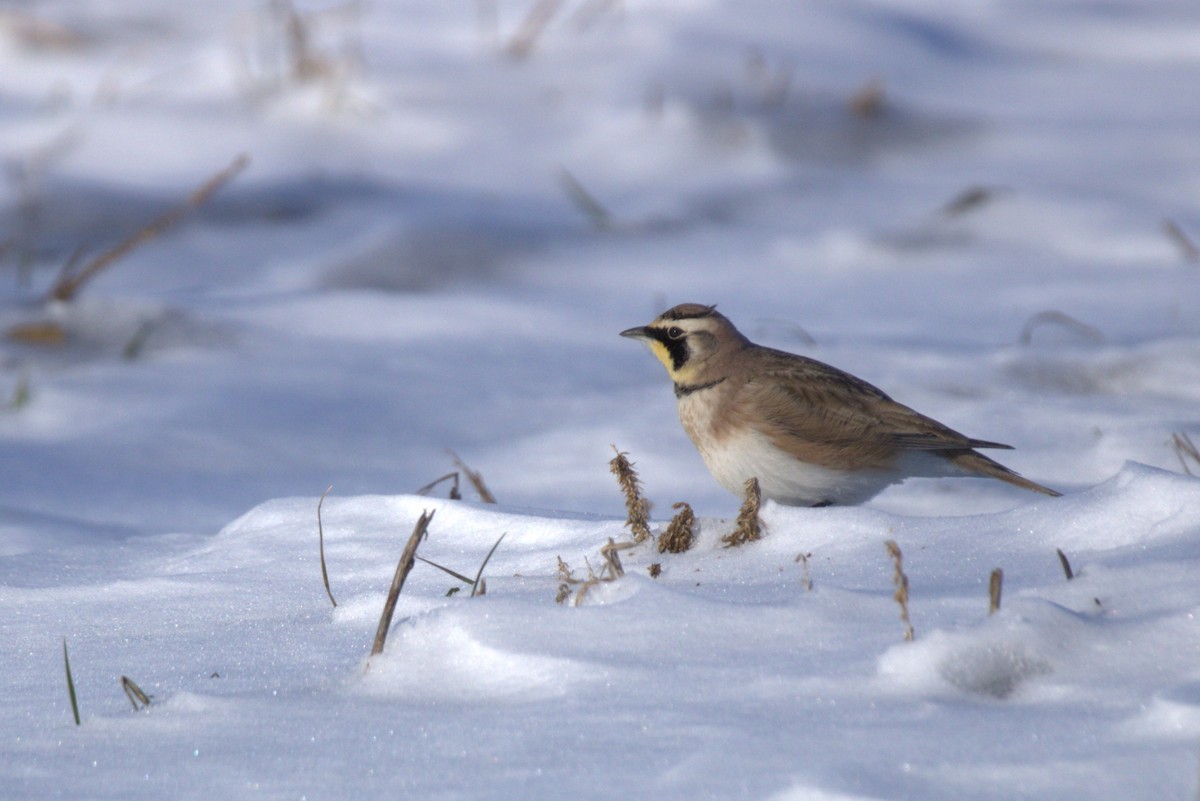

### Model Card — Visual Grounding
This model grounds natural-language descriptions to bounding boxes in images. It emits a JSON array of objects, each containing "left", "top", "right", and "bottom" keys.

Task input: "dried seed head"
[
  {"left": 659, "top": 502, "right": 695, "bottom": 554},
  {"left": 610, "top": 446, "right": 651, "bottom": 542},
  {"left": 723, "top": 477, "right": 763, "bottom": 547}
]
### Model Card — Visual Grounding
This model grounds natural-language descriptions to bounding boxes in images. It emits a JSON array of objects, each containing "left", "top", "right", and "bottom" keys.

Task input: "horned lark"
[{"left": 621, "top": 303, "right": 1060, "bottom": 506}]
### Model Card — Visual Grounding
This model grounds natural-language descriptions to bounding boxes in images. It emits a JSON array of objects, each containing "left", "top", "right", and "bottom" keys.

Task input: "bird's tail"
[{"left": 950, "top": 450, "right": 1062, "bottom": 497}]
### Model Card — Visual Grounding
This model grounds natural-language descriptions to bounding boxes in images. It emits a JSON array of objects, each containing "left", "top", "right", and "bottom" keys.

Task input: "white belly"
[
  {"left": 677, "top": 393, "right": 904, "bottom": 506},
  {"left": 697, "top": 428, "right": 901, "bottom": 506}
]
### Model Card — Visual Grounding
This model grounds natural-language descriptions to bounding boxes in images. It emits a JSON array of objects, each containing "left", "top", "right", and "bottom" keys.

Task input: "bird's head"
[{"left": 620, "top": 303, "right": 747, "bottom": 385}]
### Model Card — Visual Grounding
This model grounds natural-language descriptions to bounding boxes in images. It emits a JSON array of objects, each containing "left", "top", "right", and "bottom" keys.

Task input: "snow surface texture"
[{"left": 2, "top": 1, "right": 1199, "bottom": 798}]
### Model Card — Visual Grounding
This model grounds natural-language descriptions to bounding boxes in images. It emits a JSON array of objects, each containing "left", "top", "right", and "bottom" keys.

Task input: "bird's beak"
[{"left": 620, "top": 326, "right": 650, "bottom": 340}]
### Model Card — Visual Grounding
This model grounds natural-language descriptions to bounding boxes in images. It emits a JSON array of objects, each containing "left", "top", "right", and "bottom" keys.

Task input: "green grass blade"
[
  {"left": 470, "top": 533, "right": 506, "bottom": 597},
  {"left": 63, "top": 639, "right": 80, "bottom": 726},
  {"left": 415, "top": 555, "right": 473, "bottom": 585}
]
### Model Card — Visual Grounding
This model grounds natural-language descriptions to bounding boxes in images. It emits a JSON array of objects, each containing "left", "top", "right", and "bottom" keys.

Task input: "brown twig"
[
  {"left": 988, "top": 568, "right": 1003, "bottom": 615},
  {"left": 415, "top": 471, "right": 462, "bottom": 500},
  {"left": 885, "top": 540, "right": 914, "bottom": 641},
  {"left": 599, "top": 537, "right": 633, "bottom": 578},
  {"left": 49, "top": 244, "right": 88, "bottom": 297},
  {"left": 48, "top": 154, "right": 250, "bottom": 302},
  {"left": 1172, "top": 432, "right": 1200, "bottom": 476},
  {"left": 556, "top": 537, "right": 631, "bottom": 606},
  {"left": 1056, "top": 548, "right": 1074, "bottom": 581},
  {"left": 370, "top": 509, "right": 434, "bottom": 656},
  {"left": 449, "top": 451, "right": 496, "bottom": 503},
  {"left": 120, "top": 676, "right": 152, "bottom": 710}
]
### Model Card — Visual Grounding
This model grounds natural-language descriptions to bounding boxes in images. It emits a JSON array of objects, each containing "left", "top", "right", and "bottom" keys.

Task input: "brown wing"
[{"left": 727, "top": 348, "right": 1010, "bottom": 470}]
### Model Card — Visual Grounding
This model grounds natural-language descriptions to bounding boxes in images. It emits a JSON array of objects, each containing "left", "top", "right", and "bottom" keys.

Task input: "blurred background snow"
[
  {"left": 3, "top": 0, "right": 1197, "bottom": 545},
  {"left": 0, "top": 7, "right": 1196, "bottom": 526}
]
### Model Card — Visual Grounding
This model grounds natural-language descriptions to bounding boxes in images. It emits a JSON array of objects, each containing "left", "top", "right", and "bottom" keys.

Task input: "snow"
[{"left": 2, "top": 0, "right": 1200, "bottom": 798}]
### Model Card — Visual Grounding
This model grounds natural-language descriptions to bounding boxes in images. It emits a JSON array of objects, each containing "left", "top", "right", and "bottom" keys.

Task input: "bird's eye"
[{"left": 666, "top": 326, "right": 685, "bottom": 340}]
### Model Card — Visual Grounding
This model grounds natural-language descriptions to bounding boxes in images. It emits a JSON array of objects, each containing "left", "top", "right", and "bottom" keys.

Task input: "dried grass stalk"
[
  {"left": 0, "top": 11, "right": 86, "bottom": 51},
  {"left": 658, "top": 502, "right": 694, "bottom": 554},
  {"left": 885, "top": 540, "right": 914, "bottom": 641},
  {"left": 941, "top": 186, "right": 998, "bottom": 217},
  {"left": 120, "top": 676, "right": 152, "bottom": 710},
  {"left": 795, "top": 552, "right": 813, "bottom": 592},
  {"left": 555, "top": 556, "right": 575, "bottom": 604},
  {"left": 1172, "top": 431, "right": 1200, "bottom": 476},
  {"left": 370, "top": 509, "right": 434, "bottom": 656},
  {"left": 415, "top": 555, "right": 473, "bottom": 585},
  {"left": 572, "top": 560, "right": 602, "bottom": 606},
  {"left": 743, "top": 48, "right": 793, "bottom": 108},
  {"left": 506, "top": 0, "right": 561, "bottom": 60},
  {"left": 599, "top": 537, "right": 628, "bottom": 578},
  {"left": 555, "top": 556, "right": 600, "bottom": 606},
  {"left": 471, "top": 532, "right": 506, "bottom": 597},
  {"left": 49, "top": 155, "right": 249, "bottom": 302},
  {"left": 1163, "top": 218, "right": 1199, "bottom": 263},
  {"left": 556, "top": 539, "right": 630, "bottom": 606},
  {"left": 1056, "top": 548, "right": 1074, "bottom": 581},
  {"left": 557, "top": 167, "right": 611, "bottom": 231},
  {"left": 609, "top": 446, "right": 651, "bottom": 542},
  {"left": 415, "top": 471, "right": 462, "bottom": 500},
  {"left": 122, "top": 320, "right": 157, "bottom": 361},
  {"left": 988, "top": 568, "right": 1003, "bottom": 615},
  {"left": 279, "top": 0, "right": 328, "bottom": 82},
  {"left": 5, "top": 320, "right": 68, "bottom": 345},
  {"left": 8, "top": 373, "right": 31, "bottom": 410},
  {"left": 723, "top": 477, "right": 762, "bottom": 547},
  {"left": 449, "top": 451, "right": 495, "bottom": 503},
  {"left": 1018, "top": 310, "right": 1103, "bottom": 345},
  {"left": 317, "top": 485, "right": 337, "bottom": 608},
  {"left": 850, "top": 77, "right": 885, "bottom": 117},
  {"left": 416, "top": 532, "right": 504, "bottom": 596}
]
